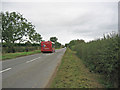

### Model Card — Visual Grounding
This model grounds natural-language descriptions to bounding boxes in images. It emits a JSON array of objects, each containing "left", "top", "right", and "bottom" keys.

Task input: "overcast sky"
[{"left": 2, "top": 0, "right": 118, "bottom": 44}]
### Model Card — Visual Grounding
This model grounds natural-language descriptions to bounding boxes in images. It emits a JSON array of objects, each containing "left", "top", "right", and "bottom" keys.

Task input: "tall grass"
[{"left": 71, "top": 34, "right": 119, "bottom": 87}]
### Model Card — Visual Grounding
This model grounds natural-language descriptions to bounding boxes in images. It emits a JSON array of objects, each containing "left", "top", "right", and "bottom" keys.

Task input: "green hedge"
[
  {"left": 2, "top": 46, "right": 40, "bottom": 53},
  {"left": 71, "top": 34, "right": 119, "bottom": 87}
]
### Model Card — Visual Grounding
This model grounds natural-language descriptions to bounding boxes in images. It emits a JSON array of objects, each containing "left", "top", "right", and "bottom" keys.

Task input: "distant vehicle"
[{"left": 41, "top": 41, "right": 55, "bottom": 53}]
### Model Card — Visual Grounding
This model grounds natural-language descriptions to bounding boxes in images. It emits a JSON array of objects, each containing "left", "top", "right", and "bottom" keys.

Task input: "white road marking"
[
  {"left": 0, "top": 68, "right": 12, "bottom": 73},
  {"left": 26, "top": 57, "right": 41, "bottom": 63}
]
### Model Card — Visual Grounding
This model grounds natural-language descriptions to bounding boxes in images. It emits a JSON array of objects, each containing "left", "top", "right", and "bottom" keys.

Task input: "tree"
[
  {"left": 50, "top": 37, "right": 58, "bottom": 43},
  {"left": 31, "top": 33, "right": 42, "bottom": 44},
  {"left": 55, "top": 42, "right": 61, "bottom": 48},
  {"left": 2, "top": 12, "right": 25, "bottom": 44},
  {"left": 1, "top": 11, "right": 42, "bottom": 52},
  {"left": 65, "top": 43, "right": 69, "bottom": 47}
]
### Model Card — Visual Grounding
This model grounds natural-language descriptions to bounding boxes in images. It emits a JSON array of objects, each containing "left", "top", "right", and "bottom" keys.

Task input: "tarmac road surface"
[{"left": 1, "top": 48, "right": 66, "bottom": 88}]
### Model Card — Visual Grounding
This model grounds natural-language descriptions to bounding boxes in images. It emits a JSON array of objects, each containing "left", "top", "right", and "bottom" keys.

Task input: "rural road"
[{"left": 1, "top": 48, "right": 66, "bottom": 88}]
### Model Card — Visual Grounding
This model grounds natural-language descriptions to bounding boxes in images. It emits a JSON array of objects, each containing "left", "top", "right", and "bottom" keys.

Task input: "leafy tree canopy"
[
  {"left": 1, "top": 11, "right": 42, "bottom": 47},
  {"left": 50, "top": 37, "right": 58, "bottom": 43}
]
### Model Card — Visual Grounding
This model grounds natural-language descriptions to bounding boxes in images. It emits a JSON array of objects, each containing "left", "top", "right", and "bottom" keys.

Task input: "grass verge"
[
  {"left": 1, "top": 50, "right": 41, "bottom": 60},
  {"left": 50, "top": 48, "right": 104, "bottom": 88}
]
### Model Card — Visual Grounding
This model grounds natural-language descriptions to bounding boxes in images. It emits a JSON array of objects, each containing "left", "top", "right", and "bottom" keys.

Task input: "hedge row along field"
[
  {"left": 2, "top": 46, "right": 40, "bottom": 54},
  {"left": 2, "top": 42, "right": 41, "bottom": 53},
  {"left": 70, "top": 34, "right": 120, "bottom": 88}
]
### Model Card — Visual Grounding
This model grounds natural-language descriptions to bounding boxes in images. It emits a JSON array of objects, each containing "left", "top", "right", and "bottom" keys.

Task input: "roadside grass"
[
  {"left": 50, "top": 48, "right": 104, "bottom": 88},
  {"left": 1, "top": 50, "right": 41, "bottom": 60}
]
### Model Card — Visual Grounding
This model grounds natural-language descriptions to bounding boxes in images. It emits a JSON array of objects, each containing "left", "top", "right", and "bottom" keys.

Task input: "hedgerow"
[{"left": 70, "top": 34, "right": 119, "bottom": 87}]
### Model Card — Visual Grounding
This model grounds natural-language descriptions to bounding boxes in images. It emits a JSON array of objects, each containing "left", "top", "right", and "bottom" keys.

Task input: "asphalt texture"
[{"left": 1, "top": 48, "right": 66, "bottom": 88}]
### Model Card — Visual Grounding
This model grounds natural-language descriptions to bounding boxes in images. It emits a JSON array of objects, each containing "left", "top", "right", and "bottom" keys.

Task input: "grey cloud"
[{"left": 2, "top": 2, "right": 118, "bottom": 44}]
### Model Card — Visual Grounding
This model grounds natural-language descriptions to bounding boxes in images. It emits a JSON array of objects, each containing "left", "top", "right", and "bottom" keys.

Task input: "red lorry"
[{"left": 41, "top": 41, "right": 55, "bottom": 53}]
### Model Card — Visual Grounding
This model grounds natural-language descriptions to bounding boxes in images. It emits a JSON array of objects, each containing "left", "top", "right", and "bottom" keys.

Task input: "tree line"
[{"left": 1, "top": 11, "right": 62, "bottom": 53}]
